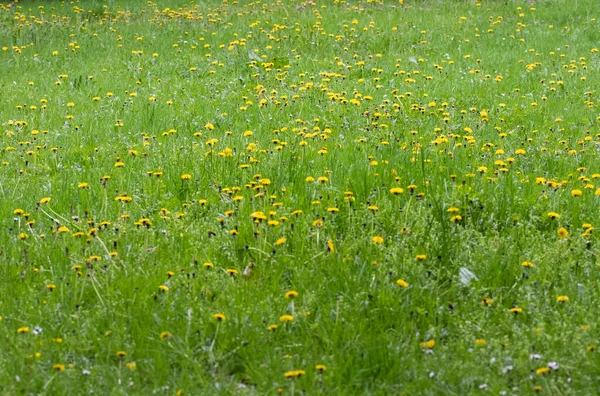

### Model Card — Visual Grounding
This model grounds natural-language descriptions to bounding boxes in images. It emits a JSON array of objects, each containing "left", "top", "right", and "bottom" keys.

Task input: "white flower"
[
  {"left": 32, "top": 326, "right": 43, "bottom": 335},
  {"left": 547, "top": 362, "right": 559, "bottom": 370}
]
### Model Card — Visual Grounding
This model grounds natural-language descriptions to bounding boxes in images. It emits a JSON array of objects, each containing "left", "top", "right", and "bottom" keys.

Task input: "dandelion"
[
  {"left": 536, "top": 367, "right": 549, "bottom": 375},
  {"left": 415, "top": 254, "right": 427, "bottom": 261},
  {"left": 284, "top": 370, "right": 305, "bottom": 379},
  {"left": 522, "top": 261, "right": 534, "bottom": 268},
  {"left": 160, "top": 331, "right": 171, "bottom": 340},
  {"left": 53, "top": 364, "right": 65, "bottom": 372},
  {"left": 46, "top": 284, "right": 56, "bottom": 291},
  {"left": 181, "top": 174, "right": 192, "bottom": 181},
  {"left": 556, "top": 295, "right": 569, "bottom": 303},
  {"left": 280, "top": 315, "right": 294, "bottom": 323},
  {"left": 420, "top": 340, "right": 435, "bottom": 349},
  {"left": 316, "top": 365, "right": 326, "bottom": 373},
  {"left": 268, "top": 324, "right": 278, "bottom": 331},
  {"left": 327, "top": 239, "right": 335, "bottom": 252},
  {"left": 17, "top": 327, "right": 29, "bottom": 334},
  {"left": 275, "top": 237, "right": 287, "bottom": 246},
  {"left": 285, "top": 291, "right": 298, "bottom": 299},
  {"left": 213, "top": 313, "right": 226, "bottom": 322},
  {"left": 396, "top": 279, "right": 409, "bottom": 288},
  {"left": 127, "top": 362, "right": 137, "bottom": 370},
  {"left": 203, "top": 262, "right": 214, "bottom": 269},
  {"left": 557, "top": 227, "right": 568, "bottom": 238},
  {"left": 227, "top": 269, "right": 238, "bottom": 276},
  {"left": 372, "top": 236, "right": 384, "bottom": 244},
  {"left": 571, "top": 189, "right": 583, "bottom": 197},
  {"left": 39, "top": 197, "right": 51, "bottom": 204},
  {"left": 547, "top": 212, "right": 560, "bottom": 220},
  {"left": 116, "top": 351, "right": 126, "bottom": 358},
  {"left": 158, "top": 285, "right": 169, "bottom": 292},
  {"left": 509, "top": 307, "right": 523, "bottom": 314},
  {"left": 390, "top": 187, "right": 404, "bottom": 195}
]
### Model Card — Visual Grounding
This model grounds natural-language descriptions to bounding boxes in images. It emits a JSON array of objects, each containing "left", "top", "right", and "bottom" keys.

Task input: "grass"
[{"left": 0, "top": 0, "right": 600, "bottom": 393}]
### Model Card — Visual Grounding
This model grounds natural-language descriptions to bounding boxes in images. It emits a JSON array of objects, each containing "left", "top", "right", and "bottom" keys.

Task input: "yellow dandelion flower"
[
  {"left": 556, "top": 295, "right": 569, "bottom": 303},
  {"left": 372, "top": 236, "right": 384, "bottom": 244},
  {"left": 396, "top": 279, "right": 409, "bottom": 288},
  {"left": 213, "top": 313, "right": 226, "bottom": 322}
]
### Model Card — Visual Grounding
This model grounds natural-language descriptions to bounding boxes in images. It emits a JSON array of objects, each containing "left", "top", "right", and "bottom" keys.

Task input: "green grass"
[{"left": 1, "top": 0, "right": 600, "bottom": 393}]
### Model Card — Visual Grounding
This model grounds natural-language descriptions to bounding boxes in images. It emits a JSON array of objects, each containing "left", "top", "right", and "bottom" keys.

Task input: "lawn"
[{"left": 0, "top": 0, "right": 599, "bottom": 394}]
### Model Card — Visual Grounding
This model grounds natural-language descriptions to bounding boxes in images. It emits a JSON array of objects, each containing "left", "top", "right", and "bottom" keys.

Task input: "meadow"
[{"left": 0, "top": 0, "right": 599, "bottom": 394}]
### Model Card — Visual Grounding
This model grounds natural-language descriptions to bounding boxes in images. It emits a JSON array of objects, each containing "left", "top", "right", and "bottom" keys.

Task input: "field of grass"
[{"left": 0, "top": 0, "right": 599, "bottom": 393}]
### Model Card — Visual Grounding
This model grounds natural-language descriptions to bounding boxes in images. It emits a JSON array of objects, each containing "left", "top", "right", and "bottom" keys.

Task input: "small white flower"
[
  {"left": 529, "top": 353, "right": 541, "bottom": 360},
  {"left": 429, "top": 371, "right": 435, "bottom": 378},
  {"left": 479, "top": 384, "right": 487, "bottom": 389},
  {"left": 82, "top": 369, "right": 91, "bottom": 375},
  {"left": 547, "top": 361, "right": 559, "bottom": 370},
  {"left": 502, "top": 365, "right": 513, "bottom": 374},
  {"left": 32, "top": 326, "right": 43, "bottom": 335}
]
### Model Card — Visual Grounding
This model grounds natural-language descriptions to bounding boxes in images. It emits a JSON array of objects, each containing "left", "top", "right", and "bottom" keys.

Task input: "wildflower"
[
  {"left": 475, "top": 339, "right": 487, "bottom": 346},
  {"left": 17, "top": 327, "right": 29, "bottom": 334},
  {"left": 284, "top": 370, "right": 305, "bottom": 379},
  {"left": 509, "top": 307, "right": 523, "bottom": 314},
  {"left": 571, "top": 189, "right": 582, "bottom": 197},
  {"left": 53, "top": 364, "right": 65, "bottom": 372},
  {"left": 556, "top": 295, "right": 569, "bottom": 303},
  {"left": 46, "top": 284, "right": 56, "bottom": 291},
  {"left": 396, "top": 279, "right": 408, "bottom": 288},
  {"left": 227, "top": 269, "right": 238, "bottom": 276},
  {"left": 280, "top": 315, "right": 294, "bottom": 323},
  {"left": 415, "top": 254, "right": 427, "bottom": 261},
  {"left": 160, "top": 331, "right": 171, "bottom": 340},
  {"left": 268, "top": 324, "right": 278, "bottom": 331},
  {"left": 327, "top": 239, "right": 335, "bottom": 252},
  {"left": 158, "top": 285, "right": 169, "bottom": 292},
  {"left": 372, "top": 236, "right": 384, "bottom": 244},
  {"left": 557, "top": 227, "right": 568, "bottom": 238},
  {"left": 285, "top": 291, "right": 298, "bottom": 299},
  {"left": 536, "top": 367, "right": 549, "bottom": 375},
  {"left": 203, "top": 262, "right": 214, "bottom": 269},
  {"left": 116, "top": 351, "right": 126, "bottom": 358},
  {"left": 481, "top": 298, "right": 493, "bottom": 306},
  {"left": 316, "top": 365, "right": 326, "bottom": 373},
  {"left": 389, "top": 187, "right": 404, "bottom": 195},
  {"left": 275, "top": 237, "right": 287, "bottom": 246},
  {"left": 547, "top": 212, "right": 560, "bottom": 219},
  {"left": 127, "top": 362, "right": 137, "bottom": 370},
  {"left": 213, "top": 313, "right": 226, "bottom": 322},
  {"left": 522, "top": 261, "right": 534, "bottom": 268},
  {"left": 39, "top": 197, "right": 51, "bottom": 204},
  {"left": 420, "top": 340, "right": 435, "bottom": 349},
  {"left": 181, "top": 174, "right": 192, "bottom": 181}
]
